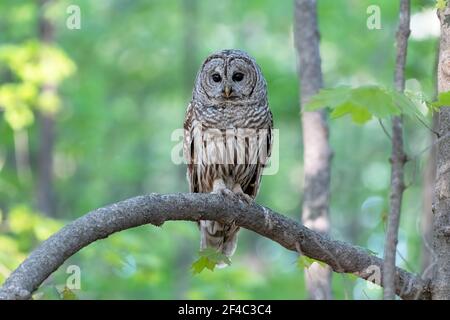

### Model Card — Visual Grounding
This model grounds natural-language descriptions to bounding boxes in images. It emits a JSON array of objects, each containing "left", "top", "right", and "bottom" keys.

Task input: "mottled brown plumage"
[{"left": 183, "top": 49, "right": 273, "bottom": 265}]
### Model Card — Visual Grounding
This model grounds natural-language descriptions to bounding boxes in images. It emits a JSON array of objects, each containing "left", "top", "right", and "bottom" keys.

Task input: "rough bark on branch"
[
  {"left": 0, "top": 193, "right": 430, "bottom": 300},
  {"left": 383, "top": 0, "right": 410, "bottom": 300}
]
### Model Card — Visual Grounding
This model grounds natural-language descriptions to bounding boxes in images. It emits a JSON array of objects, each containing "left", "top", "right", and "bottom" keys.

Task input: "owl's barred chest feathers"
[
  {"left": 193, "top": 100, "right": 270, "bottom": 129},
  {"left": 187, "top": 99, "right": 272, "bottom": 195}
]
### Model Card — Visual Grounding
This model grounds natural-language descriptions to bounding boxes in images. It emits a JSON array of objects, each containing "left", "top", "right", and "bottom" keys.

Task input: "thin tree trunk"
[
  {"left": 37, "top": 0, "right": 56, "bottom": 216},
  {"left": 421, "top": 45, "right": 439, "bottom": 277},
  {"left": 13, "top": 129, "right": 31, "bottom": 183},
  {"left": 174, "top": 0, "right": 199, "bottom": 299},
  {"left": 421, "top": 43, "right": 440, "bottom": 277},
  {"left": 421, "top": 117, "right": 436, "bottom": 277},
  {"left": 383, "top": 0, "right": 410, "bottom": 300},
  {"left": 432, "top": 3, "right": 450, "bottom": 300},
  {"left": 294, "top": 0, "right": 333, "bottom": 300},
  {"left": 183, "top": 0, "right": 198, "bottom": 98}
]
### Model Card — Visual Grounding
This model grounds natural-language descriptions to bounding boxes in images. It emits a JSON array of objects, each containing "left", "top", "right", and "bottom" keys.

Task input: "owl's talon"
[
  {"left": 212, "top": 187, "right": 235, "bottom": 199},
  {"left": 236, "top": 192, "right": 253, "bottom": 205}
]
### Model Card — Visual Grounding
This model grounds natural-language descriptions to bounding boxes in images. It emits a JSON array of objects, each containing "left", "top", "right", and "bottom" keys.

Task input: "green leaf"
[
  {"left": 191, "top": 248, "right": 231, "bottom": 274},
  {"left": 297, "top": 256, "right": 326, "bottom": 269},
  {"left": 192, "top": 256, "right": 212, "bottom": 274},
  {"left": 344, "top": 273, "right": 359, "bottom": 282},
  {"left": 60, "top": 286, "right": 78, "bottom": 300},
  {"left": 296, "top": 256, "right": 307, "bottom": 269},
  {"left": 391, "top": 90, "right": 428, "bottom": 124},
  {"left": 304, "top": 86, "right": 351, "bottom": 111},
  {"left": 431, "top": 91, "right": 450, "bottom": 109},
  {"left": 305, "top": 85, "right": 430, "bottom": 125},
  {"left": 350, "top": 86, "right": 400, "bottom": 118},
  {"left": 330, "top": 101, "right": 373, "bottom": 124},
  {"left": 436, "top": 0, "right": 447, "bottom": 10}
]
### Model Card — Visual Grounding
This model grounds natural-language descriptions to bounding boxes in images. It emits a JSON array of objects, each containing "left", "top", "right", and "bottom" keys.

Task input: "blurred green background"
[{"left": 0, "top": 0, "right": 439, "bottom": 299}]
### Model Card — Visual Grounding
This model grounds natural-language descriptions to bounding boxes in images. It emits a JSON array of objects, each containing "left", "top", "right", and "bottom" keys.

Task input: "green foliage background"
[{"left": 0, "top": 0, "right": 439, "bottom": 299}]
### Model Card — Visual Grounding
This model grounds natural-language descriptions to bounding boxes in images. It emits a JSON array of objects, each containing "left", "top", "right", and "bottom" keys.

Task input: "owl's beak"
[{"left": 223, "top": 85, "right": 232, "bottom": 98}]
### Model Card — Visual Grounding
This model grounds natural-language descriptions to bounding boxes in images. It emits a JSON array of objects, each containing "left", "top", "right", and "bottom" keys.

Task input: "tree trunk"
[
  {"left": 13, "top": 129, "right": 31, "bottom": 183},
  {"left": 432, "top": 3, "right": 450, "bottom": 300},
  {"left": 182, "top": 0, "right": 198, "bottom": 98},
  {"left": 383, "top": 0, "right": 410, "bottom": 300},
  {"left": 36, "top": 0, "right": 56, "bottom": 216},
  {"left": 174, "top": 0, "right": 199, "bottom": 299},
  {"left": 294, "top": 0, "right": 333, "bottom": 300},
  {"left": 421, "top": 116, "right": 437, "bottom": 277}
]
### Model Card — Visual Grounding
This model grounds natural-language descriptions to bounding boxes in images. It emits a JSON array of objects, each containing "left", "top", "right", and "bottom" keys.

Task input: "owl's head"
[{"left": 193, "top": 49, "right": 266, "bottom": 103}]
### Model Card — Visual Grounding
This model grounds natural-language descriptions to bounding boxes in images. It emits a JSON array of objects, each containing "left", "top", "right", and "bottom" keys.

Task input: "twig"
[
  {"left": 378, "top": 118, "right": 392, "bottom": 140},
  {"left": 414, "top": 114, "right": 439, "bottom": 137}
]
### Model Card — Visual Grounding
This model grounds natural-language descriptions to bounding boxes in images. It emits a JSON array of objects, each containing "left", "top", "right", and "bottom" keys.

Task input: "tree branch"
[
  {"left": 0, "top": 193, "right": 430, "bottom": 300},
  {"left": 383, "top": 0, "right": 410, "bottom": 300}
]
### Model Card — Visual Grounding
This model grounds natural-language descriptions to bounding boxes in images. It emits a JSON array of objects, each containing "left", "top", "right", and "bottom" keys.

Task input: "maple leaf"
[{"left": 436, "top": 0, "right": 447, "bottom": 10}]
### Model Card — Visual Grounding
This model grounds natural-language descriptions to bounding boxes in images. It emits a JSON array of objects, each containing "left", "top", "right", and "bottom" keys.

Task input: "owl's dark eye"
[
  {"left": 232, "top": 72, "right": 244, "bottom": 82},
  {"left": 211, "top": 73, "right": 222, "bottom": 82}
]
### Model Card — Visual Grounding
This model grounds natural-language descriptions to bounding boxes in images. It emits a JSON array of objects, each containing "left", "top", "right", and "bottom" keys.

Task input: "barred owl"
[{"left": 183, "top": 49, "right": 273, "bottom": 266}]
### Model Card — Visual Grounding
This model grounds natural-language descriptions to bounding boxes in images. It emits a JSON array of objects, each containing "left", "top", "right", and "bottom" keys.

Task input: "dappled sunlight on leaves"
[{"left": 0, "top": 40, "right": 75, "bottom": 130}]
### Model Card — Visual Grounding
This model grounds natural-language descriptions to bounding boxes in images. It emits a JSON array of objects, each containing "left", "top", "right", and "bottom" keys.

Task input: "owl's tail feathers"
[{"left": 199, "top": 220, "right": 240, "bottom": 268}]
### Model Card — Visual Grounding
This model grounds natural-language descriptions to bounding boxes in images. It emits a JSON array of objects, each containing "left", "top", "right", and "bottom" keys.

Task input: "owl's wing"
[
  {"left": 244, "top": 109, "right": 274, "bottom": 198},
  {"left": 183, "top": 102, "right": 199, "bottom": 193}
]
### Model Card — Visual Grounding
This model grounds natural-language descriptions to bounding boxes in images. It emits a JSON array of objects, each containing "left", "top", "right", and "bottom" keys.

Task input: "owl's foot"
[
  {"left": 212, "top": 188, "right": 252, "bottom": 205},
  {"left": 212, "top": 178, "right": 236, "bottom": 199},
  {"left": 211, "top": 180, "right": 253, "bottom": 204},
  {"left": 232, "top": 184, "right": 254, "bottom": 205},
  {"left": 212, "top": 187, "right": 235, "bottom": 198},
  {"left": 236, "top": 192, "right": 253, "bottom": 204}
]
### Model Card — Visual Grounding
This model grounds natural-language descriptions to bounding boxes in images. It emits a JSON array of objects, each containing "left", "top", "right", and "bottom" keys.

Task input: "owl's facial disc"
[{"left": 200, "top": 56, "right": 257, "bottom": 102}]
